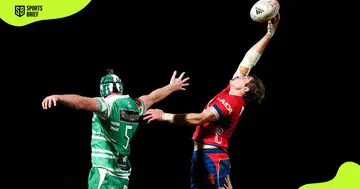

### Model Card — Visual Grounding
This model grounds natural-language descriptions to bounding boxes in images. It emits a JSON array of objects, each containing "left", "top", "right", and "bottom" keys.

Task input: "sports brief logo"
[
  {"left": 15, "top": 5, "right": 43, "bottom": 17},
  {"left": 15, "top": 6, "right": 25, "bottom": 17},
  {"left": 217, "top": 98, "right": 233, "bottom": 114}
]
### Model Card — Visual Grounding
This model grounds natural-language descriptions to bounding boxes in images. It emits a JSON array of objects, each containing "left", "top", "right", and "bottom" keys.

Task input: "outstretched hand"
[
  {"left": 267, "top": 12, "right": 280, "bottom": 37},
  {"left": 143, "top": 109, "right": 163, "bottom": 123},
  {"left": 168, "top": 71, "right": 190, "bottom": 91},
  {"left": 42, "top": 95, "right": 59, "bottom": 110}
]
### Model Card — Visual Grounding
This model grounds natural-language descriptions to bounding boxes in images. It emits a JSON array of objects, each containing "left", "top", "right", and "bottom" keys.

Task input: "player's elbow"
[
  {"left": 196, "top": 113, "right": 208, "bottom": 125},
  {"left": 190, "top": 118, "right": 204, "bottom": 126},
  {"left": 197, "top": 120, "right": 206, "bottom": 125},
  {"left": 77, "top": 98, "right": 99, "bottom": 112},
  {"left": 173, "top": 113, "right": 204, "bottom": 126}
]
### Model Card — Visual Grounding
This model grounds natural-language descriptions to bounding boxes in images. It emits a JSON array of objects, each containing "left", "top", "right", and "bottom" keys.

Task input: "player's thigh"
[
  {"left": 215, "top": 158, "right": 231, "bottom": 189},
  {"left": 190, "top": 151, "right": 210, "bottom": 189},
  {"left": 204, "top": 156, "right": 231, "bottom": 189},
  {"left": 191, "top": 153, "right": 219, "bottom": 189}
]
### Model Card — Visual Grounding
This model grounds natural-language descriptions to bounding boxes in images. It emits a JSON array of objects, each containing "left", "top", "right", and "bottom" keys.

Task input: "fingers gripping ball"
[{"left": 250, "top": 0, "right": 280, "bottom": 23}]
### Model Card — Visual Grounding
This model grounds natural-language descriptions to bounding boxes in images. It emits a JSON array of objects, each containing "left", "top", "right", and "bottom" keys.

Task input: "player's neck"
[
  {"left": 229, "top": 87, "right": 244, "bottom": 97},
  {"left": 106, "top": 92, "right": 122, "bottom": 98}
]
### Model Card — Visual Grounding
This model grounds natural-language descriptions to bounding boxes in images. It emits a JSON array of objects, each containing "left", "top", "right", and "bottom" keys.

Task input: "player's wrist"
[
  {"left": 161, "top": 112, "right": 174, "bottom": 123},
  {"left": 266, "top": 29, "right": 275, "bottom": 39},
  {"left": 166, "top": 84, "right": 177, "bottom": 92},
  {"left": 55, "top": 95, "right": 61, "bottom": 102}
]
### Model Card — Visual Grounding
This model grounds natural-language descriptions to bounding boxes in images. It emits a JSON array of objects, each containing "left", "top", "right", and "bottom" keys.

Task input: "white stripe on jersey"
[
  {"left": 92, "top": 153, "right": 117, "bottom": 159},
  {"left": 94, "top": 166, "right": 132, "bottom": 174},
  {"left": 92, "top": 148, "right": 119, "bottom": 156},
  {"left": 111, "top": 121, "right": 120, "bottom": 126},
  {"left": 92, "top": 135, "right": 117, "bottom": 143}
]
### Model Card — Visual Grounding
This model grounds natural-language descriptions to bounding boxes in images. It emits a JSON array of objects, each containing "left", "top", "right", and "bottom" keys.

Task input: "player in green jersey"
[{"left": 41, "top": 69, "right": 190, "bottom": 189}]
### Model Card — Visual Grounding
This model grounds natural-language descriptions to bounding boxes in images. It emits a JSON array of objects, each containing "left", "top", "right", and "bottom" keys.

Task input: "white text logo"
[
  {"left": 217, "top": 98, "right": 233, "bottom": 114},
  {"left": 214, "top": 127, "right": 224, "bottom": 144}
]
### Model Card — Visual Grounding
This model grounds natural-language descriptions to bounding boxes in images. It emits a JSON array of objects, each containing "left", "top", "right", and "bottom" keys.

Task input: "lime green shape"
[
  {"left": 299, "top": 161, "right": 360, "bottom": 189},
  {"left": 0, "top": 0, "right": 91, "bottom": 27}
]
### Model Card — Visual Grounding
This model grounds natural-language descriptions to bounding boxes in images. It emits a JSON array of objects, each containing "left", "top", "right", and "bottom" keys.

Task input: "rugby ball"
[{"left": 250, "top": 0, "right": 280, "bottom": 23}]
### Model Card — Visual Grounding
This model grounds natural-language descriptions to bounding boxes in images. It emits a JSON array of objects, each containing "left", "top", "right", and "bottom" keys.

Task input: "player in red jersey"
[{"left": 144, "top": 14, "right": 280, "bottom": 189}]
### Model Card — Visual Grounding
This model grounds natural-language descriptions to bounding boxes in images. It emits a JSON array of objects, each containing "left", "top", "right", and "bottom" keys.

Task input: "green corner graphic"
[
  {"left": 299, "top": 161, "right": 360, "bottom": 189},
  {"left": 0, "top": 0, "right": 91, "bottom": 27}
]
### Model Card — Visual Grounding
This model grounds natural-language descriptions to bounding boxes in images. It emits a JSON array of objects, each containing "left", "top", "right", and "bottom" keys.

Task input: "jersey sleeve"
[
  {"left": 134, "top": 98, "right": 146, "bottom": 116},
  {"left": 209, "top": 96, "right": 242, "bottom": 120},
  {"left": 94, "top": 97, "right": 110, "bottom": 119}
]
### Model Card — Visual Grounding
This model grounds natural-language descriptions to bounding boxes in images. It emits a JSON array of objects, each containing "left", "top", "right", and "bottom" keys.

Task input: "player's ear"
[{"left": 243, "top": 86, "right": 250, "bottom": 92}]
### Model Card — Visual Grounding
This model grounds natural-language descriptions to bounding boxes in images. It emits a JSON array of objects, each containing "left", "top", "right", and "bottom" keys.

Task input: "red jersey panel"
[{"left": 192, "top": 84, "right": 245, "bottom": 151}]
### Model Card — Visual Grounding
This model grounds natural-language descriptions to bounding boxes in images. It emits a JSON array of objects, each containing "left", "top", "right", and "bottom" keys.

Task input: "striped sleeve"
[{"left": 94, "top": 97, "right": 110, "bottom": 119}]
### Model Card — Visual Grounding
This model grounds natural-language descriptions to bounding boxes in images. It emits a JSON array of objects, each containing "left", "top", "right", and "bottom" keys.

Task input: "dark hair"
[
  {"left": 106, "top": 68, "right": 119, "bottom": 93},
  {"left": 107, "top": 68, "right": 114, "bottom": 75},
  {"left": 244, "top": 75, "right": 265, "bottom": 104}
]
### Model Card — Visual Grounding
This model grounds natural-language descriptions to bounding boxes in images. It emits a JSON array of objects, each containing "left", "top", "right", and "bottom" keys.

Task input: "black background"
[{"left": 2, "top": 0, "right": 358, "bottom": 189}]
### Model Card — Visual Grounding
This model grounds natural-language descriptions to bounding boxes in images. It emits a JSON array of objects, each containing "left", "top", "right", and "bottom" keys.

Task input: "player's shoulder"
[
  {"left": 223, "top": 94, "right": 245, "bottom": 111},
  {"left": 228, "top": 95, "right": 245, "bottom": 104},
  {"left": 94, "top": 96, "right": 106, "bottom": 105},
  {"left": 222, "top": 84, "right": 231, "bottom": 92},
  {"left": 101, "top": 94, "right": 133, "bottom": 108},
  {"left": 107, "top": 94, "right": 131, "bottom": 102}
]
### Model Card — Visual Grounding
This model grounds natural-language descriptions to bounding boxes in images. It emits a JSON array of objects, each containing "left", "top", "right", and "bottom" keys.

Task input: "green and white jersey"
[{"left": 91, "top": 94, "right": 145, "bottom": 176}]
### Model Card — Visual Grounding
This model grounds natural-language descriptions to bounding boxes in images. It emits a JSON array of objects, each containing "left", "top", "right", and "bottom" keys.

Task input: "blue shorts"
[{"left": 190, "top": 148, "right": 231, "bottom": 189}]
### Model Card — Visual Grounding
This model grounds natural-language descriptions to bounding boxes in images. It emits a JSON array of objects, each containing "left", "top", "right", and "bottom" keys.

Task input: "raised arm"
[
  {"left": 42, "top": 94, "right": 100, "bottom": 112},
  {"left": 143, "top": 96, "right": 241, "bottom": 126},
  {"left": 233, "top": 13, "right": 280, "bottom": 78},
  {"left": 137, "top": 71, "right": 190, "bottom": 112},
  {"left": 143, "top": 108, "right": 218, "bottom": 126}
]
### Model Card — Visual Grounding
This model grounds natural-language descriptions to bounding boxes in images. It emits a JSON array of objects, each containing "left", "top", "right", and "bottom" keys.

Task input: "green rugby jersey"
[{"left": 91, "top": 95, "right": 145, "bottom": 176}]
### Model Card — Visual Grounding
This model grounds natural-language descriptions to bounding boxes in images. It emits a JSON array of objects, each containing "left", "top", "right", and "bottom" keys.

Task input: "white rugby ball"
[{"left": 250, "top": 0, "right": 280, "bottom": 23}]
